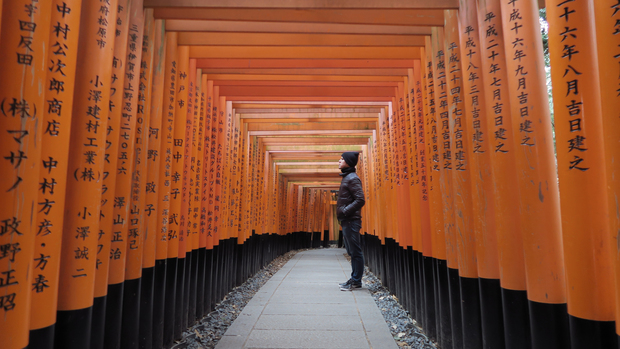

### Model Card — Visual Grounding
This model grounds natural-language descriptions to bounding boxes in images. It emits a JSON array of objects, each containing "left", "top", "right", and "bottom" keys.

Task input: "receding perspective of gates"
[{"left": 1, "top": 0, "right": 620, "bottom": 348}]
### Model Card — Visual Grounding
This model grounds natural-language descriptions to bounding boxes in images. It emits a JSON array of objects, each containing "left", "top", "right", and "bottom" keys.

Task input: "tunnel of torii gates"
[{"left": 2, "top": 0, "right": 620, "bottom": 348}]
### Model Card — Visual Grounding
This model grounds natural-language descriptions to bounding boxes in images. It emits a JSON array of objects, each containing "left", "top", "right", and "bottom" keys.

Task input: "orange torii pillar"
[
  {"left": 132, "top": 8, "right": 155, "bottom": 349},
  {"left": 412, "top": 60, "right": 437, "bottom": 342},
  {"left": 184, "top": 61, "right": 199, "bottom": 326},
  {"left": 170, "top": 45, "right": 189, "bottom": 339},
  {"left": 500, "top": 0, "right": 570, "bottom": 347},
  {"left": 592, "top": 1, "right": 620, "bottom": 344},
  {"left": 403, "top": 75, "right": 419, "bottom": 322},
  {"left": 423, "top": 37, "right": 449, "bottom": 347},
  {"left": 54, "top": 0, "right": 117, "bottom": 348},
  {"left": 477, "top": 0, "right": 531, "bottom": 347},
  {"left": 193, "top": 71, "right": 207, "bottom": 321},
  {"left": 547, "top": 0, "right": 616, "bottom": 347},
  {"left": 432, "top": 26, "right": 463, "bottom": 349},
  {"left": 456, "top": 4, "right": 505, "bottom": 348},
  {"left": 119, "top": 3, "right": 146, "bottom": 348},
  {"left": 200, "top": 79, "right": 215, "bottom": 316},
  {"left": 160, "top": 31, "right": 179, "bottom": 348},
  {"left": 97, "top": 0, "right": 130, "bottom": 347},
  {"left": 28, "top": 0, "right": 82, "bottom": 348},
  {"left": 141, "top": 17, "right": 166, "bottom": 349},
  {"left": 177, "top": 58, "right": 195, "bottom": 332},
  {"left": 0, "top": 1, "right": 51, "bottom": 349},
  {"left": 104, "top": 1, "right": 145, "bottom": 347},
  {"left": 444, "top": 10, "right": 483, "bottom": 348}
]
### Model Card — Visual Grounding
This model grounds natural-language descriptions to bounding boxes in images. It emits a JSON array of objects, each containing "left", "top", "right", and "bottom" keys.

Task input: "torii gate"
[{"left": 0, "top": 0, "right": 618, "bottom": 348}]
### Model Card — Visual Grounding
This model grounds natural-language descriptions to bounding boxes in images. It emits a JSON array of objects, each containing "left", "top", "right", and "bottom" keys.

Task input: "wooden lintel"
[
  {"left": 154, "top": 8, "right": 444, "bottom": 26},
  {"left": 219, "top": 85, "right": 397, "bottom": 97},
  {"left": 226, "top": 96, "right": 393, "bottom": 102},
  {"left": 197, "top": 59, "right": 417, "bottom": 69},
  {"left": 189, "top": 46, "right": 422, "bottom": 59},
  {"left": 165, "top": 19, "right": 434, "bottom": 35},
  {"left": 145, "top": 0, "right": 459, "bottom": 9},
  {"left": 178, "top": 32, "right": 426, "bottom": 47}
]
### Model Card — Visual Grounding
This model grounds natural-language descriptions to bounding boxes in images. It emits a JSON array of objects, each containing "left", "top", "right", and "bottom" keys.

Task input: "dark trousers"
[{"left": 342, "top": 219, "right": 364, "bottom": 283}]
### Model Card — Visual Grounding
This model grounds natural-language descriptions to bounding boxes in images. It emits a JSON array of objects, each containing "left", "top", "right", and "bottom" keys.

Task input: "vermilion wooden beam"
[
  {"left": 144, "top": 0, "right": 459, "bottom": 9},
  {"left": 166, "top": 20, "right": 433, "bottom": 35},
  {"left": 235, "top": 106, "right": 383, "bottom": 112},
  {"left": 209, "top": 74, "right": 403, "bottom": 82},
  {"left": 179, "top": 32, "right": 426, "bottom": 47},
  {"left": 189, "top": 46, "right": 422, "bottom": 59},
  {"left": 218, "top": 81, "right": 398, "bottom": 87},
  {"left": 154, "top": 8, "right": 444, "bottom": 26},
  {"left": 226, "top": 96, "right": 393, "bottom": 101},
  {"left": 219, "top": 85, "right": 396, "bottom": 97},
  {"left": 196, "top": 59, "right": 417, "bottom": 69},
  {"left": 243, "top": 118, "right": 377, "bottom": 123},
  {"left": 248, "top": 121, "right": 376, "bottom": 131},
  {"left": 240, "top": 111, "right": 378, "bottom": 118},
  {"left": 203, "top": 68, "right": 408, "bottom": 76}
]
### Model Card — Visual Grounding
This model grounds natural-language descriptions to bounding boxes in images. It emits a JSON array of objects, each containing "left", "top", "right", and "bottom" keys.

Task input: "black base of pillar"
[
  {"left": 55, "top": 306, "right": 93, "bottom": 349},
  {"left": 103, "top": 282, "right": 124, "bottom": 349},
  {"left": 528, "top": 300, "right": 570, "bottom": 349},
  {"left": 29, "top": 323, "right": 55, "bottom": 349},
  {"left": 120, "top": 277, "right": 141, "bottom": 349}
]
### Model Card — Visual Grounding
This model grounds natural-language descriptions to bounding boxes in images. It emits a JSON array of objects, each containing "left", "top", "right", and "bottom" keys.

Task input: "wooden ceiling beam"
[
  {"left": 203, "top": 68, "right": 408, "bottom": 76},
  {"left": 225, "top": 96, "right": 393, "bottom": 101},
  {"left": 165, "top": 20, "right": 433, "bottom": 35},
  {"left": 189, "top": 46, "right": 422, "bottom": 59},
  {"left": 247, "top": 121, "right": 376, "bottom": 131},
  {"left": 154, "top": 8, "right": 444, "bottom": 26},
  {"left": 196, "top": 59, "right": 417, "bottom": 69},
  {"left": 209, "top": 74, "right": 402, "bottom": 82},
  {"left": 178, "top": 32, "right": 426, "bottom": 47},
  {"left": 145, "top": 0, "right": 459, "bottom": 9},
  {"left": 218, "top": 81, "right": 398, "bottom": 87},
  {"left": 236, "top": 107, "right": 383, "bottom": 112},
  {"left": 218, "top": 85, "right": 396, "bottom": 97}
]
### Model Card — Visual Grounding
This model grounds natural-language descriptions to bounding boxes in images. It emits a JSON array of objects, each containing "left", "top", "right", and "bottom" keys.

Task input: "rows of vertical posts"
[
  {"left": 0, "top": 3, "right": 322, "bottom": 349},
  {"left": 359, "top": 2, "right": 620, "bottom": 349}
]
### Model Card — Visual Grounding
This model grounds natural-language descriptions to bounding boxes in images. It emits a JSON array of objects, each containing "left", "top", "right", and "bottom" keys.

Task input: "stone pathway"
[{"left": 215, "top": 248, "right": 398, "bottom": 349}]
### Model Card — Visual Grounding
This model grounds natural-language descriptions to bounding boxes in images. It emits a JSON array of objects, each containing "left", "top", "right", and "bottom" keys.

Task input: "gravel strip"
[
  {"left": 170, "top": 249, "right": 300, "bottom": 349},
  {"left": 170, "top": 248, "right": 438, "bottom": 349},
  {"left": 362, "top": 267, "right": 438, "bottom": 349}
]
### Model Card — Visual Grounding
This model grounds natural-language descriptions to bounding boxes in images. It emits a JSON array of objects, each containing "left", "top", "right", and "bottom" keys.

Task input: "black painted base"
[
  {"left": 569, "top": 314, "right": 617, "bottom": 349},
  {"left": 478, "top": 277, "right": 505, "bottom": 349},
  {"left": 29, "top": 323, "right": 54, "bottom": 349},
  {"left": 55, "top": 306, "right": 92, "bottom": 349},
  {"left": 152, "top": 259, "right": 167, "bottom": 349},
  {"left": 423, "top": 255, "right": 437, "bottom": 339},
  {"left": 121, "top": 278, "right": 141, "bottom": 349},
  {"left": 163, "top": 257, "right": 177, "bottom": 347},
  {"left": 435, "top": 260, "right": 451, "bottom": 349},
  {"left": 204, "top": 249, "right": 213, "bottom": 315},
  {"left": 196, "top": 248, "right": 206, "bottom": 320},
  {"left": 103, "top": 282, "right": 124, "bottom": 349},
  {"left": 528, "top": 300, "right": 570, "bottom": 349},
  {"left": 448, "top": 267, "right": 463, "bottom": 349},
  {"left": 91, "top": 296, "right": 107, "bottom": 349},
  {"left": 174, "top": 256, "right": 186, "bottom": 340},
  {"left": 139, "top": 267, "right": 154, "bottom": 349},
  {"left": 459, "top": 276, "right": 482, "bottom": 349},
  {"left": 501, "top": 288, "right": 531, "bottom": 349}
]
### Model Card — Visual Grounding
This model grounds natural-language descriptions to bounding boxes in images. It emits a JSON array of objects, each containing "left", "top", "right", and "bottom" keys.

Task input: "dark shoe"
[
  {"left": 340, "top": 282, "right": 362, "bottom": 291},
  {"left": 339, "top": 279, "right": 353, "bottom": 287}
]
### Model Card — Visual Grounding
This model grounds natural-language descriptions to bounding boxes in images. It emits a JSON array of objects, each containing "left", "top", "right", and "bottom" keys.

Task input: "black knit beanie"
[{"left": 341, "top": 152, "right": 359, "bottom": 167}]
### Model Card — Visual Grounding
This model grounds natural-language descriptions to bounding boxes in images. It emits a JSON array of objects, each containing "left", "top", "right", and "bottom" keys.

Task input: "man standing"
[{"left": 337, "top": 152, "right": 366, "bottom": 291}]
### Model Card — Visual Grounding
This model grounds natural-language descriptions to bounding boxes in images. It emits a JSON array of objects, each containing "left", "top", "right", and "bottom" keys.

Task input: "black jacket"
[{"left": 337, "top": 167, "right": 366, "bottom": 221}]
